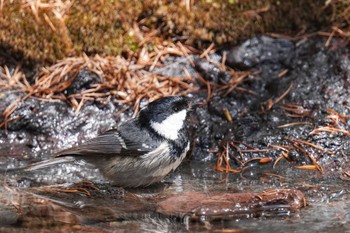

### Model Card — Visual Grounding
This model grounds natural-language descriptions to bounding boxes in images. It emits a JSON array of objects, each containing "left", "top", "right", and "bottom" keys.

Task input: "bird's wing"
[{"left": 56, "top": 127, "right": 153, "bottom": 158}]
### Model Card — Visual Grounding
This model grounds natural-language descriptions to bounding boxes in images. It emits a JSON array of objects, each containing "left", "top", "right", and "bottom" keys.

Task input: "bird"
[{"left": 26, "top": 96, "right": 192, "bottom": 187}]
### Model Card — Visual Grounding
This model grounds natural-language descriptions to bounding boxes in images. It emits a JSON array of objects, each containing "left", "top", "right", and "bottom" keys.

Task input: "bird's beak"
[{"left": 184, "top": 97, "right": 193, "bottom": 110}]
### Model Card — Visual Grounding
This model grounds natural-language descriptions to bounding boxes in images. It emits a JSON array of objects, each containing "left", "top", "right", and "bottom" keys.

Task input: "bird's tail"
[{"left": 24, "top": 157, "right": 75, "bottom": 171}]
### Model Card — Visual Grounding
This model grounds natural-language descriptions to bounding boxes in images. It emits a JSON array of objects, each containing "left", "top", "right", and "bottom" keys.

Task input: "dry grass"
[
  {"left": 0, "top": 38, "right": 201, "bottom": 126},
  {"left": 213, "top": 137, "right": 326, "bottom": 175},
  {"left": 0, "top": 54, "right": 196, "bottom": 112},
  {"left": 0, "top": 39, "right": 254, "bottom": 127}
]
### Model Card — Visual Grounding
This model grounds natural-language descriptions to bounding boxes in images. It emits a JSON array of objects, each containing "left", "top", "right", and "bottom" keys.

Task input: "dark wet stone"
[
  {"left": 0, "top": 93, "right": 119, "bottom": 157},
  {"left": 188, "top": 37, "right": 350, "bottom": 169},
  {"left": 233, "top": 114, "right": 262, "bottom": 141},
  {"left": 0, "top": 143, "right": 31, "bottom": 158},
  {"left": 0, "top": 207, "right": 18, "bottom": 225},
  {"left": 0, "top": 185, "right": 76, "bottom": 227},
  {"left": 27, "top": 183, "right": 157, "bottom": 222},
  {"left": 225, "top": 35, "right": 295, "bottom": 70},
  {"left": 66, "top": 69, "right": 101, "bottom": 96},
  {"left": 5, "top": 99, "right": 69, "bottom": 135},
  {"left": 152, "top": 55, "right": 198, "bottom": 78},
  {"left": 194, "top": 58, "right": 231, "bottom": 83}
]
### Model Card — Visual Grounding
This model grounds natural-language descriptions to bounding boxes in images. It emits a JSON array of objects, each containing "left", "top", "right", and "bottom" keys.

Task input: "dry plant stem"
[
  {"left": 195, "top": 73, "right": 212, "bottom": 102},
  {"left": 274, "top": 82, "right": 294, "bottom": 105},
  {"left": 281, "top": 151, "right": 292, "bottom": 161},
  {"left": 294, "top": 165, "right": 319, "bottom": 171},
  {"left": 200, "top": 43, "right": 215, "bottom": 58},
  {"left": 214, "top": 143, "right": 241, "bottom": 173},
  {"left": 240, "top": 149, "right": 270, "bottom": 153},
  {"left": 277, "top": 122, "right": 312, "bottom": 128},
  {"left": 280, "top": 103, "right": 312, "bottom": 119},
  {"left": 262, "top": 172, "right": 285, "bottom": 179},
  {"left": 341, "top": 171, "right": 350, "bottom": 181},
  {"left": 223, "top": 107, "right": 232, "bottom": 122},
  {"left": 269, "top": 144, "right": 292, "bottom": 152},
  {"left": 229, "top": 142, "right": 244, "bottom": 163},
  {"left": 287, "top": 138, "right": 324, "bottom": 151},
  {"left": 273, "top": 155, "right": 284, "bottom": 169},
  {"left": 310, "top": 126, "right": 350, "bottom": 136},
  {"left": 326, "top": 108, "right": 350, "bottom": 126},
  {"left": 215, "top": 105, "right": 350, "bottom": 175},
  {"left": 277, "top": 69, "right": 289, "bottom": 78},
  {"left": 325, "top": 29, "right": 336, "bottom": 47},
  {"left": 291, "top": 143, "right": 324, "bottom": 173},
  {"left": 243, "top": 157, "right": 272, "bottom": 166}
]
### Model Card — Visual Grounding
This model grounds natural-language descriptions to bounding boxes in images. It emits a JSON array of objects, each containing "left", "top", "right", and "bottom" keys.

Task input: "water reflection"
[{"left": 0, "top": 152, "right": 349, "bottom": 232}]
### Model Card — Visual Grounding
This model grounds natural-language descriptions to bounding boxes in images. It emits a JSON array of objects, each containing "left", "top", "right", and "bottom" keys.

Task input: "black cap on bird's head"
[
  {"left": 138, "top": 96, "right": 191, "bottom": 140},
  {"left": 139, "top": 96, "right": 191, "bottom": 123}
]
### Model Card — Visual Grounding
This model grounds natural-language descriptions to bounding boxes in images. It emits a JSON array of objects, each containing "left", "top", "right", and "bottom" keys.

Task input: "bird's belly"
[{"left": 102, "top": 142, "right": 189, "bottom": 187}]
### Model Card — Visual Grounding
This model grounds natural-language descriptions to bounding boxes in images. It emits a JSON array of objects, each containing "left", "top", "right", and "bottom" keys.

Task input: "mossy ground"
[{"left": 0, "top": 0, "right": 347, "bottom": 64}]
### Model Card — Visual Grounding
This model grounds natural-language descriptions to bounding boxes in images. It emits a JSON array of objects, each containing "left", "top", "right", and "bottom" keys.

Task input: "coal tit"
[{"left": 27, "top": 96, "right": 192, "bottom": 187}]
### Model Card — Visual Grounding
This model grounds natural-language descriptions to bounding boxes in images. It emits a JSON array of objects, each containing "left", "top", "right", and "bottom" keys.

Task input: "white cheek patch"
[{"left": 150, "top": 109, "right": 187, "bottom": 140}]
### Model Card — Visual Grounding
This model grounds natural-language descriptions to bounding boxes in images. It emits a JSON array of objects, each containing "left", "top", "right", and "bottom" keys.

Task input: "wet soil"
[{"left": 0, "top": 36, "right": 350, "bottom": 232}]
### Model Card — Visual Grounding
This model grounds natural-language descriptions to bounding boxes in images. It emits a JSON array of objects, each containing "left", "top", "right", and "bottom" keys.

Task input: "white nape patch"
[{"left": 150, "top": 109, "right": 187, "bottom": 140}]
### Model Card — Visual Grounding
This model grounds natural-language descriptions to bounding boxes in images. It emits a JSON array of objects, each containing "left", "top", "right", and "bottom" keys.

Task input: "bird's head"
[{"left": 138, "top": 96, "right": 191, "bottom": 141}]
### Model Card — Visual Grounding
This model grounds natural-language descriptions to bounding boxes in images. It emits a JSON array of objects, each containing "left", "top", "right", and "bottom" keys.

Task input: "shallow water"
[
  {"left": 181, "top": 162, "right": 350, "bottom": 232},
  {"left": 1, "top": 156, "right": 349, "bottom": 232}
]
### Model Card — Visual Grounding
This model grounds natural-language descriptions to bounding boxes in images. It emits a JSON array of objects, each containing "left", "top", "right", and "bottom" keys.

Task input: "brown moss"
[
  {"left": 0, "top": 0, "right": 343, "bottom": 63},
  {"left": 66, "top": 0, "right": 143, "bottom": 56}
]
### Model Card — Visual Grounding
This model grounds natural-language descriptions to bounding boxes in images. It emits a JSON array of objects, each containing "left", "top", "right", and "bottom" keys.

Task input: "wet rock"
[
  {"left": 225, "top": 36, "right": 295, "bottom": 70},
  {"left": 29, "top": 183, "right": 156, "bottom": 222},
  {"left": 233, "top": 114, "right": 262, "bottom": 141},
  {"left": 189, "top": 37, "right": 350, "bottom": 172},
  {"left": 9, "top": 182, "right": 306, "bottom": 226},
  {"left": 157, "top": 189, "right": 306, "bottom": 219},
  {"left": 153, "top": 54, "right": 233, "bottom": 86},
  {"left": 6, "top": 99, "right": 69, "bottom": 135},
  {"left": 194, "top": 58, "right": 231, "bottom": 84},
  {"left": 152, "top": 55, "right": 198, "bottom": 78},
  {"left": 0, "top": 184, "right": 79, "bottom": 227},
  {"left": 66, "top": 69, "right": 101, "bottom": 96},
  {"left": 0, "top": 202, "right": 19, "bottom": 225},
  {"left": 0, "top": 95, "right": 119, "bottom": 155}
]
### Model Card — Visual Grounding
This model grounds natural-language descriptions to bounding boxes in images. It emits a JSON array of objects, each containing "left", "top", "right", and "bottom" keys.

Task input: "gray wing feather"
[
  {"left": 56, "top": 129, "right": 126, "bottom": 157},
  {"left": 56, "top": 126, "right": 153, "bottom": 158},
  {"left": 25, "top": 157, "right": 75, "bottom": 171}
]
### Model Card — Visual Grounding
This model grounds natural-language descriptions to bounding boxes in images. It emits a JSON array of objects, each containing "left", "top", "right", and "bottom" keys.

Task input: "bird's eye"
[{"left": 172, "top": 100, "right": 187, "bottom": 112}]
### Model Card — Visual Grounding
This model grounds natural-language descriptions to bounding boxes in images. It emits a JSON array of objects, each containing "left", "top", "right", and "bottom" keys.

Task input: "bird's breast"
[
  {"left": 139, "top": 141, "right": 189, "bottom": 177},
  {"left": 102, "top": 141, "right": 190, "bottom": 187}
]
